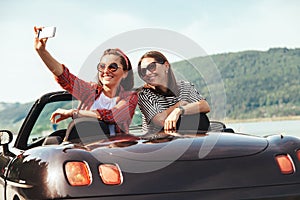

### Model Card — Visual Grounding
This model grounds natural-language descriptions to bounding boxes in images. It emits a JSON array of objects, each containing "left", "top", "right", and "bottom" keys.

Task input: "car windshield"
[
  {"left": 28, "top": 100, "right": 76, "bottom": 145},
  {"left": 27, "top": 99, "right": 143, "bottom": 146}
]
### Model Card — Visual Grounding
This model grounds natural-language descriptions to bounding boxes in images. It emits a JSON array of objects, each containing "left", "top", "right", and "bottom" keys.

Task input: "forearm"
[
  {"left": 152, "top": 102, "right": 181, "bottom": 126},
  {"left": 36, "top": 49, "right": 64, "bottom": 76},
  {"left": 74, "top": 109, "right": 98, "bottom": 119},
  {"left": 177, "top": 99, "right": 210, "bottom": 115},
  {"left": 51, "top": 108, "right": 98, "bottom": 123}
]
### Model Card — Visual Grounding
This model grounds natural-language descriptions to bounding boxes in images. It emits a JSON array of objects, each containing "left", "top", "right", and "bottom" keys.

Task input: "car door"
[{"left": 0, "top": 91, "right": 77, "bottom": 200}]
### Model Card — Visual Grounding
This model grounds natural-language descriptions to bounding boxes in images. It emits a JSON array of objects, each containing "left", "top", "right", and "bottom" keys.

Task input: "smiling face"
[
  {"left": 140, "top": 57, "right": 169, "bottom": 87},
  {"left": 98, "top": 54, "right": 128, "bottom": 90}
]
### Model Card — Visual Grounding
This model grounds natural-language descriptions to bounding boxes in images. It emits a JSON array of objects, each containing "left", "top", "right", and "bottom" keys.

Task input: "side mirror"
[
  {"left": 0, "top": 130, "right": 13, "bottom": 145},
  {"left": 0, "top": 130, "right": 14, "bottom": 156}
]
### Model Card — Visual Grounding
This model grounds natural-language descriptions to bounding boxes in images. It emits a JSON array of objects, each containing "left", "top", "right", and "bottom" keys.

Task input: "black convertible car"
[{"left": 1, "top": 91, "right": 300, "bottom": 200}]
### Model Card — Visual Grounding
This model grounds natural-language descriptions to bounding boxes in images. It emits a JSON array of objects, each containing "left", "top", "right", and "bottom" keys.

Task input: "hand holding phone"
[{"left": 38, "top": 26, "right": 56, "bottom": 39}]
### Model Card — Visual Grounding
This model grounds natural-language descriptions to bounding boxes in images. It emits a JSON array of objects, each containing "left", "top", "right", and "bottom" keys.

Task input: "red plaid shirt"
[{"left": 55, "top": 65, "right": 138, "bottom": 134}]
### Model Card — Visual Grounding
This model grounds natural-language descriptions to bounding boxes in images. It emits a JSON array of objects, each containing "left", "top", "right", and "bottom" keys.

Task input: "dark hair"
[
  {"left": 137, "top": 51, "right": 178, "bottom": 95},
  {"left": 98, "top": 48, "right": 134, "bottom": 91}
]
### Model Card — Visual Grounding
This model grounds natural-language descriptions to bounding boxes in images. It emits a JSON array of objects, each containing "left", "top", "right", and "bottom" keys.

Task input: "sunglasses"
[
  {"left": 97, "top": 63, "right": 121, "bottom": 73},
  {"left": 139, "top": 61, "right": 164, "bottom": 77}
]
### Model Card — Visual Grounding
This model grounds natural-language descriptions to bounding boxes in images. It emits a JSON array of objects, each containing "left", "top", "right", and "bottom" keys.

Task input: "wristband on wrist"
[{"left": 178, "top": 106, "right": 185, "bottom": 115}]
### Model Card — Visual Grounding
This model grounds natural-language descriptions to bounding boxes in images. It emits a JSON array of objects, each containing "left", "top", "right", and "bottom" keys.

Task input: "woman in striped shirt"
[
  {"left": 137, "top": 51, "right": 210, "bottom": 134},
  {"left": 34, "top": 26, "right": 137, "bottom": 135}
]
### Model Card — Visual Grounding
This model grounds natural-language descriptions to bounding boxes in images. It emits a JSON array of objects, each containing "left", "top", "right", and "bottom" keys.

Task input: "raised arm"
[{"left": 34, "top": 26, "right": 63, "bottom": 76}]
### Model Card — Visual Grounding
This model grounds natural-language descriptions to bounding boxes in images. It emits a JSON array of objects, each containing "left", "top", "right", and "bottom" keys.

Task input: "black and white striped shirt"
[{"left": 138, "top": 80, "right": 204, "bottom": 134}]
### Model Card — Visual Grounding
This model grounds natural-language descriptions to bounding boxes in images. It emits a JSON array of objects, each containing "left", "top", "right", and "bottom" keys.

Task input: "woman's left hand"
[
  {"left": 164, "top": 108, "right": 182, "bottom": 131},
  {"left": 50, "top": 108, "right": 74, "bottom": 123}
]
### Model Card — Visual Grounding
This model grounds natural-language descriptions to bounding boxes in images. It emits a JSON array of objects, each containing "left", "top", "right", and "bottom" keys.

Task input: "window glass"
[{"left": 28, "top": 100, "right": 78, "bottom": 145}]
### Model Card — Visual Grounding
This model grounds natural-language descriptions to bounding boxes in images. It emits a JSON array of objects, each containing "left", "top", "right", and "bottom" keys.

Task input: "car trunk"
[{"left": 73, "top": 132, "right": 278, "bottom": 197}]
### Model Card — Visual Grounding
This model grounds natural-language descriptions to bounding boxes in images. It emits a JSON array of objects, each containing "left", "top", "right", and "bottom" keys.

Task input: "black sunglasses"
[
  {"left": 97, "top": 63, "right": 120, "bottom": 73},
  {"left": 139, "top": 61, "right": 164, "bottom": 77}
]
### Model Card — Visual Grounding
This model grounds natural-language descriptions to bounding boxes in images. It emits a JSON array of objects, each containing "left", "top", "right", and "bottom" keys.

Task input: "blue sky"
[{"left": 0, "top": 0, "right": 299, "bottom": 102}]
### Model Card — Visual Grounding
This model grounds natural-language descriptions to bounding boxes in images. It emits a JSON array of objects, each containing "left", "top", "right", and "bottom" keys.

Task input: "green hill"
[
  {"left": 1, "top": 48, "right": 299, "bottom": 133},
  {"left": 172, "top": 47, "right": 300, "bottom": 119},
  {"left": 0, "top": 102, "right": 33, "bottom": 133}
]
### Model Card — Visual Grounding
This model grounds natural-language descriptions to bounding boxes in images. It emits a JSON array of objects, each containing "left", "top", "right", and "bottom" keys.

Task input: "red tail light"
[
  {"left": 99, "top": 164, "right": 123, "bottom": 185},
  {"left": 65, "top": 161, "right": 92, "bottom": 186},
  {"left": 275, "top": 154, "right": 295, "bottom": 175}
]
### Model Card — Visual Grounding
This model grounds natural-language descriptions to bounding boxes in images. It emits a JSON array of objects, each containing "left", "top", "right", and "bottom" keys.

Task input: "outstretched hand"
[{"left": 50, "top": 108, "right": 74, "bottom": 124}]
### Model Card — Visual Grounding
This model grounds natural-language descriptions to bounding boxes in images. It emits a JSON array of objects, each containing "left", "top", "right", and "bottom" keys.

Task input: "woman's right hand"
[
  {"left": 34, "top": 26, "right": 47, "bottom": 52},
  {"left": 50, "top": 108, "right": 74, "bottom": 124}
]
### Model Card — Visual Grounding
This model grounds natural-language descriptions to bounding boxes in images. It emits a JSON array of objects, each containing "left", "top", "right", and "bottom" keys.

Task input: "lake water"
[{"left": 227, "top": 119, "right": 300, "bottom": 138}]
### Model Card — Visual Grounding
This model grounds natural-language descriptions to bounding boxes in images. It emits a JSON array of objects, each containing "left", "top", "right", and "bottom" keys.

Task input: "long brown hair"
[
  {"left": 98, "top": 48, "right": 134, "bottom": 91},
  {"left": 138, "top": 51, "right": 178, "bottom": 95}
]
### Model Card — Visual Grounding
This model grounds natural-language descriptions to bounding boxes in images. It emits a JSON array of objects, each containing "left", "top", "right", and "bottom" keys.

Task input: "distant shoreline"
[{"left": 223, "top": 116, "right": 300, "bottom": 124}]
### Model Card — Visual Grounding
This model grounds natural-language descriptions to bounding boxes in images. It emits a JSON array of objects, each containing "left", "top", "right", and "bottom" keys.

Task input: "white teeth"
[{"left": 103, "top": 75, "right": 113, "bottom": 78}]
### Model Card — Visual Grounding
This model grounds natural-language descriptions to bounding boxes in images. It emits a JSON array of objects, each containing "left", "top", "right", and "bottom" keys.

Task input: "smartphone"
[{"left": 38, "top": 26, "right": 56, "bottom": 39}]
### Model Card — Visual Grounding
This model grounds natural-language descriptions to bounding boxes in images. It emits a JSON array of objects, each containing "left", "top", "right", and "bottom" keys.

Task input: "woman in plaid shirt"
[{"left": 34, "top": 26, "right": 137, "bottom": 135}]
